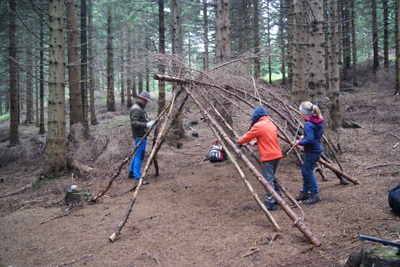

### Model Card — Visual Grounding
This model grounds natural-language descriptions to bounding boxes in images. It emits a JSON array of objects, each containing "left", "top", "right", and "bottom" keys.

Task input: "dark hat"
[
  {"left": 251, "top": 105, "right": 268, "bottom": 123},
  {"left": 138, "top": 91, "right": 152, "bottom": 102}
]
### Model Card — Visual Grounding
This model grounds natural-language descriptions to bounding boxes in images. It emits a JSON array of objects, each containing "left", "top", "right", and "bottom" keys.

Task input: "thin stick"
[{"left": 366, "top": 163, "right": 400, "bottom": 169}]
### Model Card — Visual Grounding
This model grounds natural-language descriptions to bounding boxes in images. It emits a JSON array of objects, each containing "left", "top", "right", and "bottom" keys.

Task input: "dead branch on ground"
[{"left": 366, "top": 163, "right": 400, "bottom": 169}]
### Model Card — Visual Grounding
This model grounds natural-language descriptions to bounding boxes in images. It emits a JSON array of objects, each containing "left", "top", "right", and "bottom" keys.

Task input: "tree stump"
[
  {"left": 64, "top": 185, "right": 91, "bottom": 207},
  {"left": 345, "top": 245, "right": 400, "bottom": 267},
  {"left": 363, "top": 245, "right": 400, "bottom": 267}
]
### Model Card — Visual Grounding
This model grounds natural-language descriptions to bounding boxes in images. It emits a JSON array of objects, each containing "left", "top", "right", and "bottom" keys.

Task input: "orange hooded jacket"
[{"left": 238, "top": 116, "right": 282, "bottom": 162}]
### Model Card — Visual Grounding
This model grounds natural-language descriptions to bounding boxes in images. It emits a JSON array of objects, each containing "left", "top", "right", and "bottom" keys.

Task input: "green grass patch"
[{"left": 0, "top": 113, "right": 10, "bottom": 121}]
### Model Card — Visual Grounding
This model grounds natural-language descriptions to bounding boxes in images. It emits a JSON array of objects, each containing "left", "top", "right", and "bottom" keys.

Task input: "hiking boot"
[
  {"left": 128, "top": 172, "right": 134, "bottom": 179},
  {"left": 142, "top": 179, "right": 149, "bottom": 185},
  {"left": 295, "top": 191, "right": 309, "bottom": 201},
  {"left": 303, "top": 193, "right": 321, "bottom": 205}
]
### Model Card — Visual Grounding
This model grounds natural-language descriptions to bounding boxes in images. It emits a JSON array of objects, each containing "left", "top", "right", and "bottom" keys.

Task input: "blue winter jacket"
[{"left": 299, "top": 115, "right": 324, "bottom": 153}]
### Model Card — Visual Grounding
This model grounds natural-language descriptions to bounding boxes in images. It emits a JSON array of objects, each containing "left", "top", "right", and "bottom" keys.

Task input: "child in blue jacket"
[{"left": 294, "top": 101, "right": 324, "bottom": 204}]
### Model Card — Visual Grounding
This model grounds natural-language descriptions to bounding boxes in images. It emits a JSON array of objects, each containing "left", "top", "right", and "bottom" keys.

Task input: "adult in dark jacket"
[
  {"left": 294, "top": 101, "right": 324, "bottom": 204},
  {"left": 128, "top": 92, "right": 155, "bottom": 185}
]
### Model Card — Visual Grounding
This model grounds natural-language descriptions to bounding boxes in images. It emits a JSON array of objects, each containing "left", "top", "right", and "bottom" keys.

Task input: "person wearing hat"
[
  {"left": 128, "top": 91, "right": 155, "bottom": 185},
  {"left": 293, "top": 101, "right": 323, "bottom": 204},
  {"left": 237, "top": 105, "right": 283, "bottom": 211}
]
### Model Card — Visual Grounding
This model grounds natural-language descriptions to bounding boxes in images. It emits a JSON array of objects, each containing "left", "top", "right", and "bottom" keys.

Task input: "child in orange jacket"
[{"left": 238, "top": 105, "right": 282, "bottom": 211}]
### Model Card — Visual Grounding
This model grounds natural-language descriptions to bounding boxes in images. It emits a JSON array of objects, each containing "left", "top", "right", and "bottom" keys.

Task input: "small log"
[{"left": 318, "top": 157, "right": 360, "bottom": 185}]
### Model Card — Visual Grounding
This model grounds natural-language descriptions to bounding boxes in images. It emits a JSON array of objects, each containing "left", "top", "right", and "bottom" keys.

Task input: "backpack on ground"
[
  {"left": 388, "top": 182, "right": 400, "bottom": 215},
  {"left": 209, "top": 144, "right": 227, "bottom": 162}
]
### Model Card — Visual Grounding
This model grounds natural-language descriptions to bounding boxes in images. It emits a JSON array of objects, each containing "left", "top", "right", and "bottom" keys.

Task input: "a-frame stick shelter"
[
  {"left": 180, "top": 84, "right": 321, "bottom": 246},
  {"left": 104, "top": 71, "right": 358, "bottom": 246},
  {"left": 154, "top": 73, "right": 359, "bottom": 185}
]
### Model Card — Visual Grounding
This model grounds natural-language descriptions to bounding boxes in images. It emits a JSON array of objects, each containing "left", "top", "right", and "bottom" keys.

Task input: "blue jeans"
[
  {"left": 262, "top": 158, "right": 281, "bottom": 205},
  {"left": 301, "top": 152, "right": 321, "bottom": 194},
  {"left": 129, "top": 137, "right": 147, "bottom": 179}
]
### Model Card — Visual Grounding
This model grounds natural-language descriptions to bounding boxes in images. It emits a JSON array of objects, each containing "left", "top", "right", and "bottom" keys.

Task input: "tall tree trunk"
[
  {"left": 45, "top": 0, "right": 67, "bottom": 174},
  {"left": 341, "top": 0, "right": 351, "bottom": 80},
  {"left": 286, "top": 0, "right": 294, "bottom": 89},
  {"left": 25, "top": 41, "right": 34, "bottom": 124},
  {"left": 88, "top": 0, "right": 98, "bottom": 125},
  {"left": 266, "top": 0, "right": 272, "bottom": 83},
  {"left": 126, "top": 26, "right": 133, "bottom": 108},
  {"left": 203, "top": 0, "right": 209, "bottom": 70},
  {"left": 307, "top": 0, "right": 326, "bottom": 108},
  {"left": 383, "top": 0, "right": 389, "bottom": 71},
  {"left": 120, "top": 46, "right": 125, "bottom": 106},
  {"left": 292, "top": 0, "right": 308, "bottom": 102},
  {"left": 372, "top": 0, "right": 379, "bottom": 77},
  {"left": 81, "top": 0, "right": 89, "bottom": 128},
  {"left": 351, "top": 0, "right": 358, "bottom": 87},
  {"left": 39, "top": 7, "right": 46, "bottom": 134},
  {"left": 279, "top": 0, "right": 286, "bottom": 85},
  {"left": 253, "top": 0, "right": 260, "bottom": 78},
  {"left": 171, "top": 0, "right": 182, "bottom": 55},
  {"left": 215, "top": 0, "right": 231, "bottom": 64},
  {"left": 238, "top": 0, "right": 250, "bottom": 53},
  {"left": 395, "top": 0, "right": 400, "bottom": 95},
  {"left": 158, "top": 0, "right": 166, "bottom": 114},
  {"left": 106, "top": 5, "right": 115, "bottom": 112},
  {"left": 170, "top": 0, "right": 185, "bottom": 139},
  {"left": 145, "top": 34, "right": 150, "bottom": 93},
  {"left": 328, "top": 0, "right": 342, "bottom": 130},
  {"left": 66, "top": 0, "right": 83, "bottom": 129},
  {"left": 9, "top": 0, "right": 19, "bottom": 146},
  {"left": 213, "top": 0, "right": 233, "bottom": 133},
  {"left": 35, "top": 54, "right": 39, "bottom": 127}
]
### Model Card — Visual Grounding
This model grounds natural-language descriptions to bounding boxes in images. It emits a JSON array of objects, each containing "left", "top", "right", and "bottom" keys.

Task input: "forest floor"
[{"left": 0, "top": 68, "right": 400, "bottom": 267}]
